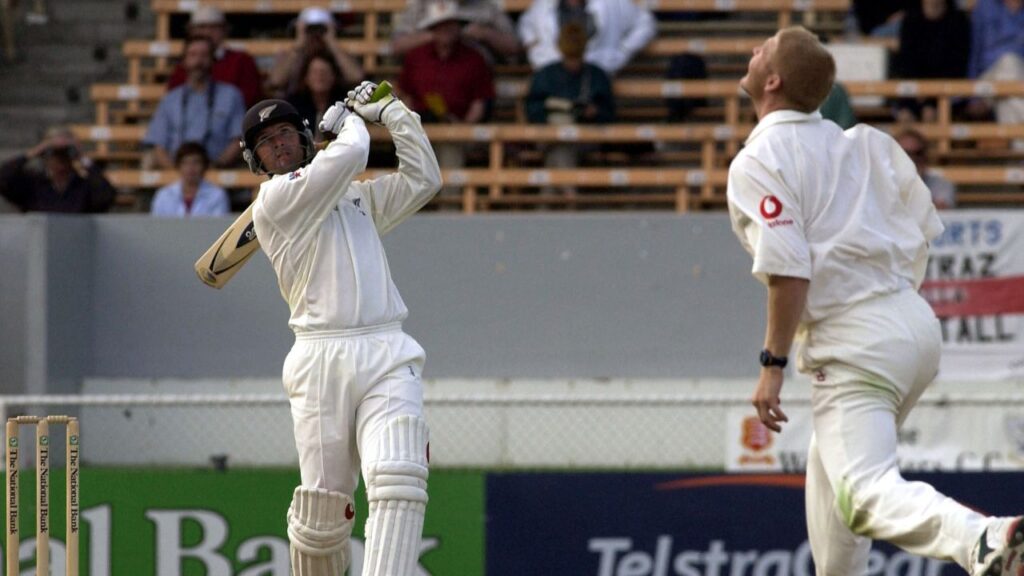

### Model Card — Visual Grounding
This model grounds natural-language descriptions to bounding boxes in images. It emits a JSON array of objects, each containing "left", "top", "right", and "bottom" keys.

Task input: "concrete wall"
[
  {"left": 0, "top": 213, "right": 766, "bottom": 391},
  {"left": 46, "top": 217, "right": 94, "bottom": 394},
  {"left": 0, "top": 217, "right": 35, "bottom": 394}
]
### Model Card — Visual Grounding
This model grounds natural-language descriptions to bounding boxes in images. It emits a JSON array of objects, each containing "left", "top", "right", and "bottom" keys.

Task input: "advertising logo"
[{"left": 759, "top": 196, "right": 783, "bottom": 220}]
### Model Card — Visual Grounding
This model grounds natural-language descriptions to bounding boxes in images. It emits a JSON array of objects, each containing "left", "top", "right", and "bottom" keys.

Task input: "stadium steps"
[{"left": 0, "top": 0, "right": 153, "bottom": 154}]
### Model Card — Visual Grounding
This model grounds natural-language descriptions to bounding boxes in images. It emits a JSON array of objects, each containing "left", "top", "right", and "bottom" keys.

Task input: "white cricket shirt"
[
  {"left": 252, "top": 107, "right": 441, "bottom": 333},
  {"left": 727, "top": 110, "right": 944, "bottom": 323}
]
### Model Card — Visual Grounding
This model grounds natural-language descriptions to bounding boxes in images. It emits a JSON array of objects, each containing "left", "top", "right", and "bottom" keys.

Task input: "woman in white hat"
[{"left": 268, "top": 7, "right": 364, "bottom": 99}]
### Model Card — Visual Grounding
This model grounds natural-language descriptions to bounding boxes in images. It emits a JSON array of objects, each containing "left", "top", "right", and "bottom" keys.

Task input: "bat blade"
[{"left": 194, "top": 203, "right": 261, "bottom": 289}]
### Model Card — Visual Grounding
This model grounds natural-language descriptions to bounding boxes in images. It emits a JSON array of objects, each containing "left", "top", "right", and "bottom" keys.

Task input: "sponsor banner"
[
  {"left": 726, "top": 407, "right": 1024, "bottom": 472},
  {"left": 1, "top": 468, "right": 483, "bottom": 575},
  {"left": 923, "top": 211, "right": 1024, "bottom": 380},
  {"left": 486, "top": 471, "right": 1024, "bottom": 576}
]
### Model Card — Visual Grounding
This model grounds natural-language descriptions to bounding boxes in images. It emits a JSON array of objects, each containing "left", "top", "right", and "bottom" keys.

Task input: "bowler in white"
[{"left": 726, "top": 26, "right": 1023, "bottom": 576}]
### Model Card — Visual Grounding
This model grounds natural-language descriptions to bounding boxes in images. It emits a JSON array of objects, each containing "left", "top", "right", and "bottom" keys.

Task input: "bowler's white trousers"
[
  {"left": 799, "top": 290, "right": 987, "bottom": 575},
  {"left": 282, "top": 322, "right": 426, "bottom": 497}
]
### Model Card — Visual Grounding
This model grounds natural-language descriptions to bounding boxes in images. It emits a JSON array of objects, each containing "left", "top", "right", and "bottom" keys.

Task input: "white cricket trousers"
[
  {"left": 282, "top": 322, "right": 426, "bottom": 497},
  {"left": 799, "top": 290, "right": 987, "bottom": 575}
]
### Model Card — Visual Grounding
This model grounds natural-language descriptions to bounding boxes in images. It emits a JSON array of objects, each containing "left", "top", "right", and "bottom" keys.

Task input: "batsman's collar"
[{"left": 745, "top": 109, "right": 822, "bottom": 145}]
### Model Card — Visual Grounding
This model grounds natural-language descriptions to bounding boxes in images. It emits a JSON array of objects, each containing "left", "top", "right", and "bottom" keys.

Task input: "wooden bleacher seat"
[
  {"left": 126, "top": 36, "right": 889, "bottom": 83},
  {"left": 87, "top": 0, "right": 1014, "bottom": 213},
  {"left": 90, "top": 78, "right": 1024, "bottom": 138},
  {"left": 98, "top": 163, "right": 1024, "bottom": 213},
  {"left": 149, "top": 0, "right": 854, "bottom": 41},
  {"left": 102, "top": 167, "right": 709, "bottom": 212},
  {"left": 142, "top": 0, "right": 859, "bottom": 81},
  {"left": 76, "top": 119, "right": 1024, "bottom": 212}
]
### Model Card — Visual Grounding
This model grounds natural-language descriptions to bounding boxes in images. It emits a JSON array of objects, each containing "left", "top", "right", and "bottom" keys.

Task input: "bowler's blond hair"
[{"left": 771, "top": 27, "right": 835, "bottom": 113}]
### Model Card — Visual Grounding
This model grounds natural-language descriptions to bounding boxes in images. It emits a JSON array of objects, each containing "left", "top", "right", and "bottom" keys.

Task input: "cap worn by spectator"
[
  {"left": 417, "top": 1, "right": 468, "bottom": 30},
  {"left": 299, "top": 7, "right": 334, "bottom": 27},
  {"left": 190, "top": 6, "right": 226, "bottom": 27}
]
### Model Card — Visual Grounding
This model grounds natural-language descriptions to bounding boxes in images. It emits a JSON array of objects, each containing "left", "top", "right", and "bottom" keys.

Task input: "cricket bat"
[
  {"left": 194, "top": 81, "right": 394, "bottom": 289},
  {"left": 194, "top": 203, "right": 259, "bottom": 289}
]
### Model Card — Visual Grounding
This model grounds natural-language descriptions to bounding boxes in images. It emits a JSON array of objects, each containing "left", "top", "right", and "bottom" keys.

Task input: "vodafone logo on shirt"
[
  {"left": 759, "top": 195, "right": 794, "bottom": 228},
  {"left": 759, "top": 196, "right": 783, "bottom": 219}
]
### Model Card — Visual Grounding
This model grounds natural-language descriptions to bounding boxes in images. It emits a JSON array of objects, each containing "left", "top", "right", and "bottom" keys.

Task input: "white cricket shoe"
[{"left": 971, "top": 516, "right": 1024, "bottom": 576}]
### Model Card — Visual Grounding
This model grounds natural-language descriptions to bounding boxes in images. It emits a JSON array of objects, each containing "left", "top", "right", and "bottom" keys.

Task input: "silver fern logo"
[{"left": 258, "top": 104, "right": 278, "bottom": 122}]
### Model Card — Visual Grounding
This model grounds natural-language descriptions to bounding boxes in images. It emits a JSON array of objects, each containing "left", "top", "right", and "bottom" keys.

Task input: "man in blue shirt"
[
  {"left": 967, "top": 0, "right": 1024, "bottom": 134},
  {"left": 969, "top": 0, "right": 1024, "bottom": 77},
  {"left": 144, "top": 35, "right": 245, "bottom": 170}
]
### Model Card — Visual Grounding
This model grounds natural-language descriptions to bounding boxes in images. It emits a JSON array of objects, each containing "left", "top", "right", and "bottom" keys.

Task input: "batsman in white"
[
  {"left": 727, "top": 26, "right": 1024, "bottom": 576},
  {"left": 240, "top": 81, "right": 440, "bottom": 575}
]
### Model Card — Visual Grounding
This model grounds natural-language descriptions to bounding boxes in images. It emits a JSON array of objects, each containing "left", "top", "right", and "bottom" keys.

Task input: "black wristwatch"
[{"left": 759, "top": 349, "right": 788, "bottom": 369}]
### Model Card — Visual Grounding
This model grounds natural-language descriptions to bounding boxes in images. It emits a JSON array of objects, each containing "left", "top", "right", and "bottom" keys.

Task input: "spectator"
[
  {"left": 525, "top": 23, "right": 613, "bottom": 196},
  {"left": 518, "top": 0, "right": 655, "bottom": 76},
  {"left": 398, "top": 0, "right": 495, "bottom": 195},
  {"left": 267, "top": 7, "right": 364, "bottom": 99},
  {"left": 966, "top": 0, "right": 1024, "bottom": 134},
  {"left": 665, "top": 53, "right": 709, "bottom": 122},
  {"left": 896, "top": 128, "right": 956, "bottom": 209},
  {"left": 398, "top": 0, "right": 495, "bottom": 126},
  {"left": 286, "top": 50, "right": 351, "bottom": 142},
  {"left": 0, "top": 127, "right": 116, "bottom": 213},
  {"left": 150, "top": 142, "right": 230, "bottom": 217},
  {"left": 850, "top": 0, "right": 913, "bottom": 36},
  {"left": 820, "top": 82, "right": 857, "bottom": 129},
  {"left": 525, "top": 22, "right": 614, "bottom": 125},
  {"left": 390, "top": 0, "right": 521, "bottom": 64},
  {"left": 893, "top": 0, "right": 970, "bottom": 122},
  {"left": 167, "top": 6, "right": 263, "bottom": 108},
  {"left": 143, "top": 35, "right": 246, "bottom": 170}
]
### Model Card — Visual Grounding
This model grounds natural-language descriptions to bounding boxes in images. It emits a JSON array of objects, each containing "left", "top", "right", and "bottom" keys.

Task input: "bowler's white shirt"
[
  {"left": 727, "top": 110, "right": 944, "bottom": 324},
  {"left": 252, "top": 108, "right": 440, "bottom": 333}
]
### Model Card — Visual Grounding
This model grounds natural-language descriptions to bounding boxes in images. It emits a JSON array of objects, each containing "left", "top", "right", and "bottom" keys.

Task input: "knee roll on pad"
[
  {"left": 365, "top": 415, "right": 429, "bottom": 504},
  {"left": 287, "top": 486, "right": 354, "bottom": 576},
  {"left": 363, "top": 416, "right": 430, "bottom": 575}
]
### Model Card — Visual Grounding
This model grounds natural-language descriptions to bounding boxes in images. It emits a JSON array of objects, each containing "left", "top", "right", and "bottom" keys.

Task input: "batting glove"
[
  {"left": 318, "top": 102, "right": 352, "bottom": 136},
  {"left": 346, "top": 81, "right": 397, "bottom": 125}
]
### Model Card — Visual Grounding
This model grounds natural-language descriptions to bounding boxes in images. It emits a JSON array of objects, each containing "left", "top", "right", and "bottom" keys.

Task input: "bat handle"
[
  {"left": 369, "top": 81, "right": 393, "bottom": 103},
  {"left": 345, "top": 81, "right": 393, "bottom": 112}
]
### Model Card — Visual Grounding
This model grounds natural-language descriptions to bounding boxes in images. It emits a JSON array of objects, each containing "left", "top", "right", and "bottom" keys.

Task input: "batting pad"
[
  {"left": 287, "top": 487, "right": 354, "bottom": 576},
  {"left": 363, "top": 415, "right": 430, "bottom": 576}
]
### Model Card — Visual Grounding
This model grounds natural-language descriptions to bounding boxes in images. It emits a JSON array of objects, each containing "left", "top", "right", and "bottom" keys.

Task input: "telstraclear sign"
[
  {"left": 486, "top": 472, "right": 1024, "bottom": 576},
  {"left": 0, "top": 469, "right": 483, "bottom": 575}
]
